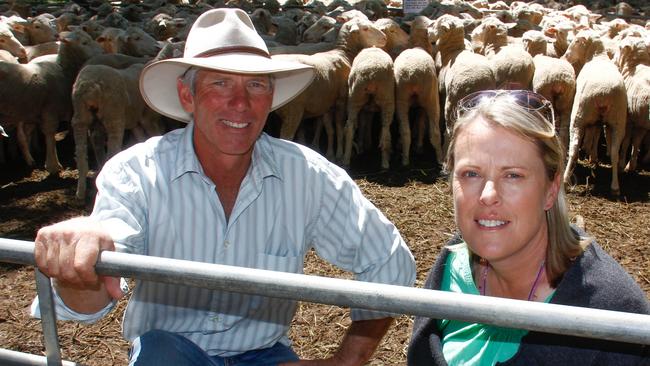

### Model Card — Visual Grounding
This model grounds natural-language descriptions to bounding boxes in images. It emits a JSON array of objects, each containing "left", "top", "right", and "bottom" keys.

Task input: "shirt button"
[
  {"left": 210, "top": 315, "right": 220, "bottom": 322},
  {"left": 224, "top": 240, "right": 230, "bottom": 248}
]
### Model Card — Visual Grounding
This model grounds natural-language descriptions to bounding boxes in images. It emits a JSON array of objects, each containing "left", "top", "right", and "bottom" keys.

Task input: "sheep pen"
[
  {"left": 0, "top": 143, "right": 649, "bottom": 365},
  {"left": 0, "top": 0, "right": 649, "bottom": 363}
]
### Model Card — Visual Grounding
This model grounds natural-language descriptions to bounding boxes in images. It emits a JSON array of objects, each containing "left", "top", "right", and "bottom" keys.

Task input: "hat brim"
[{"left": 140, "top": 53, "right": 314, "bottom": 123}]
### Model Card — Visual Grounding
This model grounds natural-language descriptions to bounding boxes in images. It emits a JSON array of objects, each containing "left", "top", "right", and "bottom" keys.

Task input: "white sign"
[{"left": 403, "top": 0, "right": 429, "bottom": 14}]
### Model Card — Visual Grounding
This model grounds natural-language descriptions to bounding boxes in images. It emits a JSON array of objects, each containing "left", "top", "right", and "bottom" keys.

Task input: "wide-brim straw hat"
[{"left": 140, "top": 8, "right": 314, "bottom": 123}]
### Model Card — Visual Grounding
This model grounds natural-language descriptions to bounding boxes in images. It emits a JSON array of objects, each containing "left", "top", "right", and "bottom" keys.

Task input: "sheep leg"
[
  {"left": 279, "top": 110, "right": 305, "bottom": 143},
  {"left": 605, "top": 123, "right": 624, "bottom": 195},
  {"left": 104, "top": 118, "right": 126, "bottom": 160},
  {"left": 321, "top": 112, "right": 336, "bottom": 160},
  {"left": 563, "top": 118, "right": 584, "bottom": 187},
  {"left": 40, "top": 114, "right": 62, "bottom": 175},
  {"left": 625, "top": 129, "right": 647, "bottom": 173},
  {"left": 311, "top": 117, "right": 323, "bottom": 151},
  {"left": 619, "top": 122, "right": 633, "bottom": 171},
  {"left": 343, "top": 102, "right": 363, "bottom": 168},
  {"left": 378, "top": 101, "right": 395, "bottom": 170},
  {"left": 425, "top": 100, "right": 443, "bottom": 165},
  {"left": 395, "top": 99, "right": 411, "bottom": 167},
  {"left": 358, "top": 110, "right": 373, "bottom": 154},
  {"left": 16, "top": 121, "right": 36, "bottom": 166},
  {"left": 335, "top": 95, "right": 347, "bottom": 161},
  {"left": 72, "top": 116, "right": 90, "bottom": 200}
]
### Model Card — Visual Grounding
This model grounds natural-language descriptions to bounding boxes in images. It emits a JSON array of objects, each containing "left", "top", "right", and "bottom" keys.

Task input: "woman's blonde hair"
[{"left": 445, "top": 94, "right": 589, "bottom": 286}]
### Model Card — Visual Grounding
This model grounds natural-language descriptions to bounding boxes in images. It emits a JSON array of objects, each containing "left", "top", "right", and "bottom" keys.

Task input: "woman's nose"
[{"left": 479, "top": 180, "right": 500, "bottom": 206}]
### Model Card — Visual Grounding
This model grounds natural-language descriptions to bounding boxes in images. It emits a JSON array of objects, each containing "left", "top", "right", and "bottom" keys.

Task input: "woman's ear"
[
  {"left": 177, "top": 77, "right": 194, "bottom": 114},
  {"left": 544, "top": 172, "right": 562, "bottom": 211}
]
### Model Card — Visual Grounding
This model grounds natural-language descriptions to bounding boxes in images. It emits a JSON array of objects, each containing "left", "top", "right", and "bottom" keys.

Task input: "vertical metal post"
[{"left": 34, "top": 269, "right": 62, "bottom": 366}]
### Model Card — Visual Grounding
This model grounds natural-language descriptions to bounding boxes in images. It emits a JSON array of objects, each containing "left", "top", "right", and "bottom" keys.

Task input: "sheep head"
[
  {"left": 562, "top": 30, "right": 605, "bottom": 72},
  {"left": 434, "top": 14, "right": 465, "bottom": 49},
  {"left": 471, "top": 16, "right": 508, "bottom": 55},
  {"left": 613, "top": 36, "right": 650, "bottom": 78},
  {"left": 339, "top": 18, "right": 386, "bottom": 52},
  {"left": 521, "top": 30, "right": 549, "bottom": 57}
]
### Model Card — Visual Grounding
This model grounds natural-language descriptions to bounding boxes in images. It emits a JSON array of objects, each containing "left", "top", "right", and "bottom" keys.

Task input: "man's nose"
[{"left": 228, "top": 83, "right": 251, "bottom": 111}]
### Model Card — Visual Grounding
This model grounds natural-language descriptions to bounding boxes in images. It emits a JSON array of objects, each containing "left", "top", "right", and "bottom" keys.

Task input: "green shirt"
[{"left": 438, "top": 244, "right": 554, "bottom": 366}]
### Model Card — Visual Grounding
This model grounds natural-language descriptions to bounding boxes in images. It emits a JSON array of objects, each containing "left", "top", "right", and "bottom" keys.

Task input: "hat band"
[{"left": 195, "top": 46, "right": 271, "bottom": 59}]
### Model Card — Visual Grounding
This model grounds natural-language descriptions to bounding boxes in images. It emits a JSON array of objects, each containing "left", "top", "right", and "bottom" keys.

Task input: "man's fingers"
[{"left": 103, "top": 276, "right": 124, "bottom": 300}]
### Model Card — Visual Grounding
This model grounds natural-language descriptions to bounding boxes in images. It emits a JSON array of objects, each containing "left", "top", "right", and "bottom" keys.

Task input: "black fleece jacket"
[{"left": 408, "top": 237, "right": 650, "bottom": 366}]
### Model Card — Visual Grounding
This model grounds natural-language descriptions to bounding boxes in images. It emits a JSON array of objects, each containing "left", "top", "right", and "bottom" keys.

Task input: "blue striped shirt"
[{"left": 41, "top": 123, "right": 415, "bottom": 356}]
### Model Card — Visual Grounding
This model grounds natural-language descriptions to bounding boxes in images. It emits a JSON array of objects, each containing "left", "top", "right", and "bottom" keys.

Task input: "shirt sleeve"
[
  {"left": 90, "top": 153, "right": 149, "bottom": 255},
  {"left": 310, "top": 163, "right": 416, "bottom": 320},
  {"left": 30, "top": 278, "right": 129, "bottom": 323}
]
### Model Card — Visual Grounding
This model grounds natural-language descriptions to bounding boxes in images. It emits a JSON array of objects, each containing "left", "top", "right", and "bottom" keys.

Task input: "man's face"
[{"left": 178, "top": 69, "right": 274, "bottom": 161}]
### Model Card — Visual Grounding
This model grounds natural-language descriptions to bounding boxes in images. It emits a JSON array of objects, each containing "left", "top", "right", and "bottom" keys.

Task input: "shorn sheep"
[
  {"left": 393, "top": 15, "right": 442, "bottom": 167},
  {"left": 272, "top": 18, "right": 387, "bottom": 160},
  {"left": 434, "top": 14, "right": 495, "bottom": 153},
  {"left": 71, "top": 63, "right": 163, "bottom": 199},
  {"left": 614, "top": 36, "right": 650, "bottom": 173},
  {"left": 342, "top": 46, "right": 394, "bottom": 169},
  {"left": 0, "top": 30, "right": 103, "bottom": 173},
  {"left": 563, "top": 30, "right": 627, "bottom": 195}
]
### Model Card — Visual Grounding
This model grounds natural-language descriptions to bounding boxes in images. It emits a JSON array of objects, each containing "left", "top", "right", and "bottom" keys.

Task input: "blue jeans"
[{"left": 129, "top": 329, "right": 300, "bottom": 366}]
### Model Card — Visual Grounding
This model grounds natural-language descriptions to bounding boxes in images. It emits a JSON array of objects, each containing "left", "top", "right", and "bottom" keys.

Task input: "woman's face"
[{"left": 452, "top": 117, "right": 560, "bottom": 265}]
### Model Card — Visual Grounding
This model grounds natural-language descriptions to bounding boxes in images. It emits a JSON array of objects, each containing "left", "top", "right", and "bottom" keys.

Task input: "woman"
[{"left": 408, "top": 90, "right": 650, "bottom": 365}]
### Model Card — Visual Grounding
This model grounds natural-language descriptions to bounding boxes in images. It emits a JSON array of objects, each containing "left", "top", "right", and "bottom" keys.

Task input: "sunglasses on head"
[{"left": 456, "top": 89, "right": 556, "bottom": 127}]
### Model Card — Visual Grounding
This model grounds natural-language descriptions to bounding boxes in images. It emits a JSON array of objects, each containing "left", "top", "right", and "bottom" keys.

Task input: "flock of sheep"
[{"left": 0, "top": 0, "right": 648, "bottom": 200}]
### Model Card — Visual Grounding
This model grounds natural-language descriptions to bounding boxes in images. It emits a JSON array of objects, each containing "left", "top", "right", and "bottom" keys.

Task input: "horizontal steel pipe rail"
[
  {"left": 0, "top": 349, "right": 78, "bottom": 366},
  {"left": 2, "top": 237, "right": 650, "bottom": 346}
]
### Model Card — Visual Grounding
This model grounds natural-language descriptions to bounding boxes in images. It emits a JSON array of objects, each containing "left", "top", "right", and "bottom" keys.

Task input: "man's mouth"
[{"left": 222, "top": 120, "right": 249, "bottom": 129}]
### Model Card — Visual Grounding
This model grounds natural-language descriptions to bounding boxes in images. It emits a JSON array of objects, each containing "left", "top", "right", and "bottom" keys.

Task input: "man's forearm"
[{"left": 331, "top": 317, "right": 394, "bottom": 366}]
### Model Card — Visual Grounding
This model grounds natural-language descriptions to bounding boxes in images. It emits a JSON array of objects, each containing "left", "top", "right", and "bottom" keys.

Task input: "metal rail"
[{"left": 1, "top": 237, "right": 650, "bottom": 365}]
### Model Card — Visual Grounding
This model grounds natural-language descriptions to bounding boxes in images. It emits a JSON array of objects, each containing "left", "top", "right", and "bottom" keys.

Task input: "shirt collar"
[{"left": 171, "top": 122, "right": 281, "bottom": 182}]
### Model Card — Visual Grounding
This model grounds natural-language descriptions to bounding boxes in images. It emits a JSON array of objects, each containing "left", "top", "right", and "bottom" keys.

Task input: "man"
[{"left": 32, "top": 8, "right": 416, "bottom": 365}]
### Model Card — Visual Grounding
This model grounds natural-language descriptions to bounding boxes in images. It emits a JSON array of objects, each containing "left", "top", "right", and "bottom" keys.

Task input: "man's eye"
[{"left": 247, "top": 81, "right": 271, "bottom": 93}]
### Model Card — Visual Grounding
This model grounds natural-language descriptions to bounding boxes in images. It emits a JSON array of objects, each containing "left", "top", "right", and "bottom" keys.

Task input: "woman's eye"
[
  {"left": 506, "top": 172, "right": 522, "bottom": 179},
  {"left": 460, "top": 170, "right": 479, "bottom": 178}
]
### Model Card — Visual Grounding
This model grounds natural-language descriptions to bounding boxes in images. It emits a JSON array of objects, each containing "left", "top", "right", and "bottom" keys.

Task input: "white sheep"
[
  {"left": 392, "top": 15, "right": 442, "bottom": 166},
  {"left": 374, "top": 18, "right": 408, "bottom": 59},
  {"left": 96, "top": 27, "right": 126, "bottom": 54},
  {"left": 0, "top": 20, "right": 26, "bottom": 59},
  {"left": 302, "top": 15, "right": 336, "bottom": 43},
  {"left": 530, "top": 54, "right": 576, "bottom": 148},
  {"left": 563, "top": 30, "right": 627, "bottom": 195},
  {"left": 272, "top": 18, "right": 387, "bottom": 160},
  {"left": 434, "top": 14, "right": 495, "bottom": 151},
  {"left": 0, "top": 30, "right": 103, "bottom": 173},
  {"left": 394, "top": 47, "right": 441, "bottom": 167},
  {"left": 613, "top": 36, "right": 650, "bottom": 173},
  {"left": 71, "top": 63, "right": 163, "bottom": 199},
  {"left": 342, "top": 46, "right": 394, "bottom": 169},
  {"left": 471, "top": 16, "right": 534, "bottom": 89}
]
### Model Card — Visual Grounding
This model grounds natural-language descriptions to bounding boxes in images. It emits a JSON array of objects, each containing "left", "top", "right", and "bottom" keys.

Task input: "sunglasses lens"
[{"left": 456, "top": 90, "right": 555, "bottom": 126}]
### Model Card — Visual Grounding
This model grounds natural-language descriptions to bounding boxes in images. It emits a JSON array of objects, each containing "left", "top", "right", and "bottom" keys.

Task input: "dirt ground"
[{"left": 0, "top": 135, "right": 649, "bottom": 365}]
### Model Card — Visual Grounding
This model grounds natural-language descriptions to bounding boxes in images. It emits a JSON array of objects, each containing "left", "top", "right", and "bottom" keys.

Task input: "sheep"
[
  {"left": 123, "top": 26, "right": 161, "bottom": 57},
  {"left": 302, "top": 15, "right": 336, "bottom": 43},
  {"left": 434, "top": 14, "right": 495, "bottom": 150},
  {"left": 296, "top": 12, "right": 319, "bottom": 39},
  {"left": 342, "top": 47, "right": 394, "bottom": 169},
  {"left": 96, "top": 27, "right": 126, "bottom": 54},
  {"left": 613, "top": 36, "right": 650, "bottom": 173},
  {"left": 23, "top": 40, "right": 60, "bottom": 62},
  {"left": 272, "top": 18, "right": 387, "bottom": 160},
  {"left": 563, "top": 30, "right": 627, "bottom": 195},
  {"left": 542, "top": 21, "right": 572, "bottom": 58},
  {"left": 0, "top": 20, "right": 26, "bottom": 59},
  {"left": 0, "top": 48, "right": 17, "bottom": 62},
  {"left": 374, "top": 17, "right": 409, "bottom": 59},
  {"left": 71, "top": 63, "right": 163, "bottom": 199},
  {"left": 251, "top": 7, "right": 273, "bottom": 35},
  {"left": 9, "top": 14, "right": 58, "bottom": 46},
  {"left": 530, "top": 54, "right": 576, "bottom": 148},
  {"left": 471, "top": 16, "right": 534, "bottom": 89},
  {"left": 394, "top": 46, "right": 441, "bottom": 167},
  {"left": 263, "top": 16, "right": 299, "bottom": 46},
  {"left": 0, "top": 30, "right": 103, "bottom": 173}
]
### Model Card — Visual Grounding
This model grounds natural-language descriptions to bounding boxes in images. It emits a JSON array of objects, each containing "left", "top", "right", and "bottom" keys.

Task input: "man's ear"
[{"left": 177, "top": 77, "right": 194, "bottom": 114}]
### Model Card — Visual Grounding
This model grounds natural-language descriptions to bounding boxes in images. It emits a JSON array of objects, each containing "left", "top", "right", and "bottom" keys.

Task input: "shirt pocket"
[{"left": 256, "top": 252, "right": 303, "bottom": 274}]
